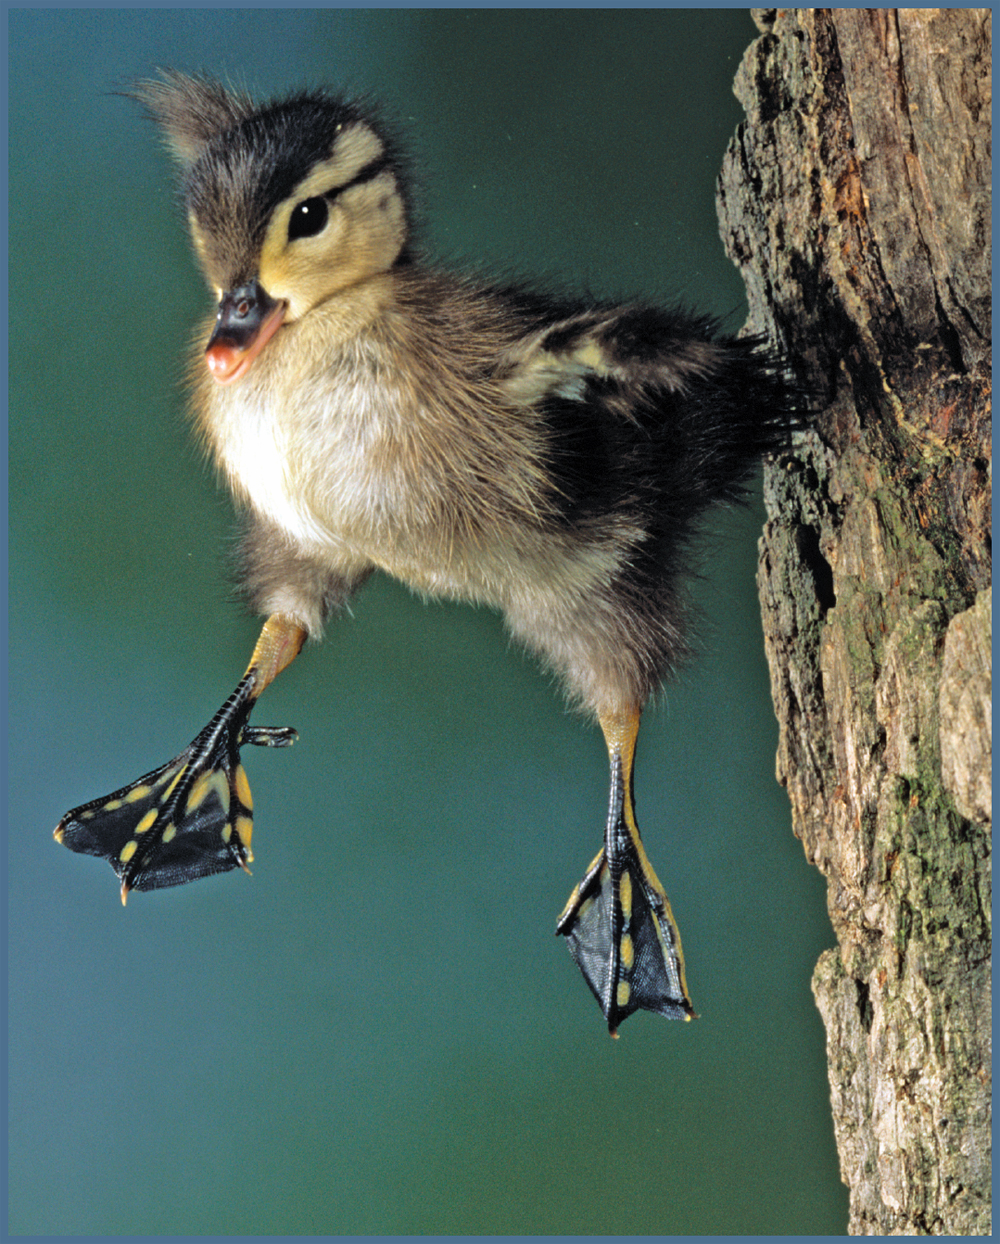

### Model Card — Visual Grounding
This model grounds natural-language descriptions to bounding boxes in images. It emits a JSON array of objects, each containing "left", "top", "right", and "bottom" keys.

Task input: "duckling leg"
[
  {"left": 556, "top": 707, "right": 695, "bottom": 1035},
  {"left": 54, "top": 613, "right": 306, "bottom": 904}
]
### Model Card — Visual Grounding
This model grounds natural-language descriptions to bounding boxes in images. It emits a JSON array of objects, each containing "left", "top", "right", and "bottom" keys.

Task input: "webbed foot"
[
  {"left": 557, "top": 718, "right": 695, "bottom": 1035},
  {"left": 54, "top": 671, "right": 296, "bottom": 902},
  {"left": 556, "top": 833, "right": 694, "bottom": 1034}
]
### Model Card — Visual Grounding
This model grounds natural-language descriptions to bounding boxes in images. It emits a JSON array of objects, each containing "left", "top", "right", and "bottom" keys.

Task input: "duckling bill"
[{"left": 54, "top": 74, "right": 801, "bottom": 1035}]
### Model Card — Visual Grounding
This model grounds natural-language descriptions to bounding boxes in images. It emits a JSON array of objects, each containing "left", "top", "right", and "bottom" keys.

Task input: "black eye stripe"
[
  {"left": 323, "top": 154, "right": 390, "bottom": 202},
  {"left": 288, "top": 155, "right": 393, "bottom": 242}
]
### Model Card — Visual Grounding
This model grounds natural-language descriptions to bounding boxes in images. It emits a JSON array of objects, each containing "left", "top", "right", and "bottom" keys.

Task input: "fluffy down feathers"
[{"left": 137, "top": 74, "right": 801, "bottom": 718}]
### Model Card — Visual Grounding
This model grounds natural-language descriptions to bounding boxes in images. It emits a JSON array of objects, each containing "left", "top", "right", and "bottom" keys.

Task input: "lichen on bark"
[{"left": 716, "top": 9, "right": 991, "bottom": 1235}]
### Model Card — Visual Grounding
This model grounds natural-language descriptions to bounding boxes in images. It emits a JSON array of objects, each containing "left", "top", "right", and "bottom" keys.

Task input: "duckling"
[{"left": 54, "top": 73, "right": 800, "bottom": 1035}]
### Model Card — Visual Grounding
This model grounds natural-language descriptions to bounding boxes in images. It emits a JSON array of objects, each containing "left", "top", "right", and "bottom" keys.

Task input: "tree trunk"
[{"left": 716, "top": 9, "right": 991, "bottom": 1235}]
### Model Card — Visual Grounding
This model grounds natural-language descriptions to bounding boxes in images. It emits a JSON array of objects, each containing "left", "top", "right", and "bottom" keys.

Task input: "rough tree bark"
[{"left": 716, "top": 9, "right": 991, "bottom": 1235}]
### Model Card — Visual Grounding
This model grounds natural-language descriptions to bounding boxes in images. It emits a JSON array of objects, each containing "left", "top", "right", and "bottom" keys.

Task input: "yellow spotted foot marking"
[
  {"left": 54, "top": 671, "right": 296, "bottom": 902},
  {"left": 556, "top": 751, "right": 695, "bottom": 1035}
]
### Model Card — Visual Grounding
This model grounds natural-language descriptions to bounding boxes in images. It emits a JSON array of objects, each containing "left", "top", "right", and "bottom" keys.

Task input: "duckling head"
[{"left": 132, "top": 72, "right": 409, "bottom": 382}]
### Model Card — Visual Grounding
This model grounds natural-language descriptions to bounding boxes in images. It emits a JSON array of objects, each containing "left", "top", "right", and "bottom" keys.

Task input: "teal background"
[{"left": 9, "top": 9, "right": 847, "bottom": 1236}]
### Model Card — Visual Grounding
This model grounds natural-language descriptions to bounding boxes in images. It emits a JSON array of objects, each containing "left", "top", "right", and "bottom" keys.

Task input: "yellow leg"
[
  {"left": 557, "top": 706, "right": 694, "bottom": 1034},
  {"left": 55, "top": 613, "right": 306, "bottom": 902},
  {"left": 598, "top": 707, "right": 641, "bottom": 778},
  {"left": 245, "top": 614, "right": 308, "bottom": 697}
]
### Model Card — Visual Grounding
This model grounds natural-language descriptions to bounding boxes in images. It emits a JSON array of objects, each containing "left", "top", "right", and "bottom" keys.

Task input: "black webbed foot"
[
  {"left": 54, "top": 672, "right": 296, "bottom": 902},
  {"left": 557, "top": 754, "right": 694, "bottom": 1035}
]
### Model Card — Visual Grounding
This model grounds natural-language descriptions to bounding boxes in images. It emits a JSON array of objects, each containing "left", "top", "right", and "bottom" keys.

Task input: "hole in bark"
[
  {"left": 796, "top": 523, "right": 836, "bottom": 615},
  {"left": 934, "top": 291, "right": 967, "bottom": 374},
  {"left": 856, "top": 979, "right": 874, "bottom": 1032}
]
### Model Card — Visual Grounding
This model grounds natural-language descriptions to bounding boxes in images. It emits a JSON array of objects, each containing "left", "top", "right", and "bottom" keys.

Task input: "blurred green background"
[{"left": 9, "top": 9, "right": 847, "bottom": 1236}]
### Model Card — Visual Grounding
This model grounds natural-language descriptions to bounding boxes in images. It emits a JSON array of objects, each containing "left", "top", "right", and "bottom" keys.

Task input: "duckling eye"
[{"left": 288, "top": 196, "right": 329, "bottom": 241}]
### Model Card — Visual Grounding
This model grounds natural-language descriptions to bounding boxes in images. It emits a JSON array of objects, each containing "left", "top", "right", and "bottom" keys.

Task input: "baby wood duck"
[{"left": 55, "top": 73, "right": 800, "bottom": 1034}]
